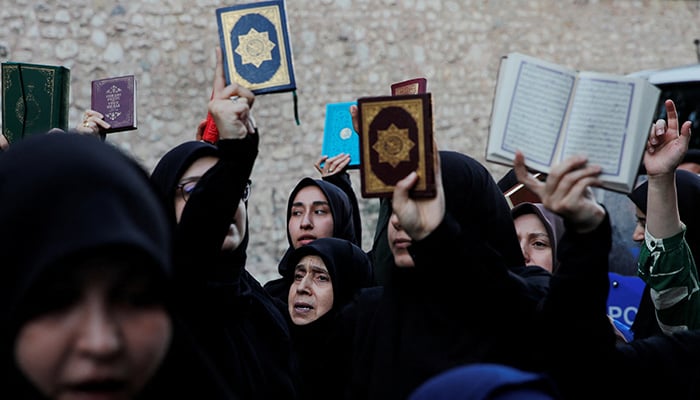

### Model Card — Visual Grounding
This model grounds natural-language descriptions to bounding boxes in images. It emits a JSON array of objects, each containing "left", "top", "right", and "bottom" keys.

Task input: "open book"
[{"left": 486, "top": 52, "right": 660, "bottom": 194}]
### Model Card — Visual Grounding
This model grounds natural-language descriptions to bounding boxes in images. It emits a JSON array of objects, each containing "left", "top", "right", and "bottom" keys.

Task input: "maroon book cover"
[
  {"left": 391, "top": 78, "right": 427, "bottom": 96},
  {"left": 357, "top": 93, "right": 435, "bottom": 198},
  {"left": 91, "top": 75, "right": 137, "bottom": 133}
]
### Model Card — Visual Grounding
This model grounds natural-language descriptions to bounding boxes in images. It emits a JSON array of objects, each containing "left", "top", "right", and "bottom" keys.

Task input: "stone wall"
[{"left": 2, "top": 0, "right": 699, "bottom": 282}]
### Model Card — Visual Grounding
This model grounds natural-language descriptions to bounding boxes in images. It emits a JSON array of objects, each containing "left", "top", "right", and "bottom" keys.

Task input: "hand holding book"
[
  {"left": 486, "top": 52, "right": 660, "bottom": 194},
  {"left": 390, "top": 138, "right": 444, "bottom": 241},
  {"left": 204, "top": 47, "right": 256, "bottom": 143}
]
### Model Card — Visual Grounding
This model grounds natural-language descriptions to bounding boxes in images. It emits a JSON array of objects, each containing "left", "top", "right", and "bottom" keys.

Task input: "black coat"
[
  {"left": 150, "top": 136, "right": 300, "bottom": 400},
  {"left": 341, "top": 151, "right": 548, "bottom": 400}
]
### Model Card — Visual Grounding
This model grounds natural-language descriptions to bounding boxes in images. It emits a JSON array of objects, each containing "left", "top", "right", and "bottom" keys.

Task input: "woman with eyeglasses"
[{"left": 149, "top": 48, "right": 300, "bottom": 400}]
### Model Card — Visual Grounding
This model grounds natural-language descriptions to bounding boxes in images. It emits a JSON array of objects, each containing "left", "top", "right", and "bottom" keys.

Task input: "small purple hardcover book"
[{"left": 91, "top": 75, "right": 137, "bottom": 133}]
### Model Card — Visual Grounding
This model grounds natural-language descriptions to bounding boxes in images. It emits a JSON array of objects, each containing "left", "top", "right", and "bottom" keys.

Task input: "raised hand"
[
  {"left": 644, "top": 99, "right": 692, "bottom": 178},
  {"left": 315, "top": 153, "right": 351, "bottom": 177},
  {"left": 77, "top": 109, "right": 110, "bottom": 138},
  {"left": 208, "top": 47, "right": 256, "bottom": 140},
  {"left": 391, "top": 140, "right": 445, "bottom": 241},
  {"left": 514, "top": 151, "right": 605, "bottom": 233}
]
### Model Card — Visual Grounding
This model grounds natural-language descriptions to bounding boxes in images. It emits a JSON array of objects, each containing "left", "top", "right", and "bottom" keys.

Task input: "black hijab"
[
  {"left": 371, "top": 150, "right": 526, "bottom": 286},
  {"left": 265, "top": 177, "right": 358, "bottom": 301},
  {"left": 149, "top": 138, "right": 299, "bottom": 400},
  {"left": 284, "top": 237, "right": 374, "bottom": 315},
  {"left": 0, "top": 133, "right": 173, "bottom": 398},
  {"left": 350, "top": 150, "right": 544, "bottom": 400},
  {"left": 150, "top": 140, "right": 251, "bottom": 282},
  {"left": 284, "top": 238, "right": 373, "bottom": 400}
]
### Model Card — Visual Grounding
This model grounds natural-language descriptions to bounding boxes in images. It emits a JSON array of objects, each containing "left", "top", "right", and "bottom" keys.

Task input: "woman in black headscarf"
[
  {"left": 283, "top": 237, "right": 373, "bottom": 400},
  {"left": 264, "top": 177, "right": 360, "bottom": 303},
  {"left": 149, "top": 57, "right": 300, "bottom": 399},
  {"left": 343, "top": 150, "right": 548, "bottom": 400},
  {"left": 149, "top": 135, "right": 301, "bottom": 399},
  {"left": 0, "top": 132, "right": 234, "bottom": 399}
]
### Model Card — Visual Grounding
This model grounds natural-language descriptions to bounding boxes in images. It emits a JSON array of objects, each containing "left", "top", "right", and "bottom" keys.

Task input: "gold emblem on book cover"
[
  {"left": 372, "top": 124, "right": 415, "bottom": 167},
  {"left": 235, "top": 28, "right": 276, "bottom": 68}
]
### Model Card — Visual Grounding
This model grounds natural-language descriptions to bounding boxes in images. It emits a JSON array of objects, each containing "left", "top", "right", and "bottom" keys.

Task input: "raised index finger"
[
  {"left": 212, "top": 47, "right": 227, "bottom": 99},
  {"left": 664, "top": 99, "right": 680, "bottom": 135}
]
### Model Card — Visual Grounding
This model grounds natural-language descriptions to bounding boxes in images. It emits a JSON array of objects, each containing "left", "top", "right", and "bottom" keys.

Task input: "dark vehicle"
[{"left": 628, "top": 41, "right": 700, "bottom": 149}]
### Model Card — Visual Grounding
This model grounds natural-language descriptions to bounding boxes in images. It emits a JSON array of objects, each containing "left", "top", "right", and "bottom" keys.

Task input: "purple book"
[{"left": 91, "top": 75, "right": 137, "bottom": 133}]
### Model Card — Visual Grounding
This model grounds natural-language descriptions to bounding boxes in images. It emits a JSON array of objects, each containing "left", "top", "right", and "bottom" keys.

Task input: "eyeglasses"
[
  {"left": 176, "top": 177, "right": 200, "bottom": 202},
  {"left": 176, "top": 178, "right": 252, "bottom": 203},
  {"left": 242, "top": 180, "right": 252, "bottom": 202}
]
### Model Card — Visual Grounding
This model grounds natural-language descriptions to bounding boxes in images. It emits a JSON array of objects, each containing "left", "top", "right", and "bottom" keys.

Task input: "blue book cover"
[
  {"left": 216, "top": 0, "right": 296, "bottom": 94},
  {"left": 321, "top": 101, "right": 360, "bottom": 169}
]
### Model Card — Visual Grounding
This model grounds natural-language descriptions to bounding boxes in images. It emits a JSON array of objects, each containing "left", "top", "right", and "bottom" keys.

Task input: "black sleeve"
[{"left": 173, "top": 134, "right": 258, "bottom": 293}]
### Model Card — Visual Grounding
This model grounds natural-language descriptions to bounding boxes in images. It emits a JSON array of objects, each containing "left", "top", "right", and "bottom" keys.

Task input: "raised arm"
[{"left": 644, "top": 99, "right": 692, "bottom": 238}]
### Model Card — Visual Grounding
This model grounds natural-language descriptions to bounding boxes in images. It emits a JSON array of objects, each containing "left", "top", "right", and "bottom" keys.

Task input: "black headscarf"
[
  {"left": 371, "top": 151, "right": 526, "bottom": 286},
  {"left": 628, "top": 169, "right": 700, "bottom": 339},
  {"left": 150, "top": 140, "right": 251, "bottom": 282},
  {"left": 265, "top": 177, "right": 358, "bottom": 301},
  {"left": 284, "top": 237, "right": 373, "bottom": 314},
  {"left": 150, "top": 141, "right": 219, "bottom": 222},
  {"left": 284, "top": 237, "right": 374, "bottom": 400},
  {"left": 149, "top": 137, "right": 299, "bottom": 400},
  {"left": 0, "top": 133, "right": 172, "bottom": 398},
  {"left": 350, "top": 150, "right": 544, "bottom": 400}
]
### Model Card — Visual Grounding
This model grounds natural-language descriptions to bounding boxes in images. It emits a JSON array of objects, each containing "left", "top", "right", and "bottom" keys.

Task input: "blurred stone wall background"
[{"left": 1, "top": 0, "right": 699, "bottom": 282}]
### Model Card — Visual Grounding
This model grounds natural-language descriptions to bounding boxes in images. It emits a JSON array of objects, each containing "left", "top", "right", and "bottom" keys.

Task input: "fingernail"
[{"left": 656, "top": 127, "right": 664, "bottom": 136}]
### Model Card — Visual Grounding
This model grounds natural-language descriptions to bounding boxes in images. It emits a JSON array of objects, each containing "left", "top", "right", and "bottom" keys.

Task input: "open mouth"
[{"left": 294, "top": 302, "right": 314, "bottom": 313}]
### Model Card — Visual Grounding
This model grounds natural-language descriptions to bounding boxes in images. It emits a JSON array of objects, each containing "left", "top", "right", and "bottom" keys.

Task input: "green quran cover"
[{"left": 2, "top": 62, "right": 70, "bottom": 143}]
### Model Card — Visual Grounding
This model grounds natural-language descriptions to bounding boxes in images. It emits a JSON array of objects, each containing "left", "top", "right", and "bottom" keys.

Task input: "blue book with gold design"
[{"left": 216, "top": 0, "right": 296, "bottom": 94}]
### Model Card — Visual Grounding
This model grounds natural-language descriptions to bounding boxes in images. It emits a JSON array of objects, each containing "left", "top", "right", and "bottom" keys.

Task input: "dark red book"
[
  {"left": 391, "top": 78, "right": 427, "bottom": 96},
  {"left": 357, "top": 93, "right": 436, "bottom": 198},
  {"left": 91, "top": 75, "right": 137, "bottom": 133}
]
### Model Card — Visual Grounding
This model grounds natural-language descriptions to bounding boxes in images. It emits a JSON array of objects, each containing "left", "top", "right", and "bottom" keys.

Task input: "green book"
[{"left": 2, "top": 62, "right": 70, "bottom": 143}]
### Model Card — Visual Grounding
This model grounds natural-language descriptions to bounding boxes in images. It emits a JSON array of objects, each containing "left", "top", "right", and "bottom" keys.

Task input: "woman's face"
[
  {"left": 388, "top": 213, "right": 415, "bottom": 268},
  {"left": 175, "top": 155, "right": 247, "bottom": 252},
  {"left": 14, "top": 258, "right": 172, "bottom": 400},
  {"left": 288, "top": 186, "right": 334, "bottom": 249},
  {"left": 514, "top": 213, "right": 553, "bottom": 272},
  {"left": 288, "top": 255, "right": 334, "bottom": 325},
  {"left": 632, "top": 207, "right": 646, "bottom": 242}
]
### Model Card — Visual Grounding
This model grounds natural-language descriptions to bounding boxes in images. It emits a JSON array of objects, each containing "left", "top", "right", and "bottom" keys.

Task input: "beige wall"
[{"left": 2, "top": 0, "right": 699, "bottom": 282}]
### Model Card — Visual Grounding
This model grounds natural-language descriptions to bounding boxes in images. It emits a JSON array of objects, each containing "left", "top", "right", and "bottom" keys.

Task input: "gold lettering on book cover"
[
  {"left": 393, "top": 84, "right": 418, "bottom": 95},
  {"left": 104, "top": 85, "right": 123, "bottom": 121},
  {"left": 373, "top": 124, "right": 415, "bottom": 167},
  {"left": 235, "top": 28, "right": 276, "bottom": 68}
]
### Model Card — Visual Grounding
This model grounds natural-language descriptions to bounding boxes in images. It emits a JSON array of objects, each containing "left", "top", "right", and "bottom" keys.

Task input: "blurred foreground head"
[{"left": 0, "top": 133, "right": 173, "bottom": 399}]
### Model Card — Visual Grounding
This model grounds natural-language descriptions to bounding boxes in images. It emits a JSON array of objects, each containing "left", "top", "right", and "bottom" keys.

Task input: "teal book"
[
  {"left": 321, "top": 101, "right": 360, "bottom": 169},
  {"left": 216, "top": 0, "right": 296, "bottom": 94},
  {"left": 2, "top": 62, "right": 70, "bottom": 143}
]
